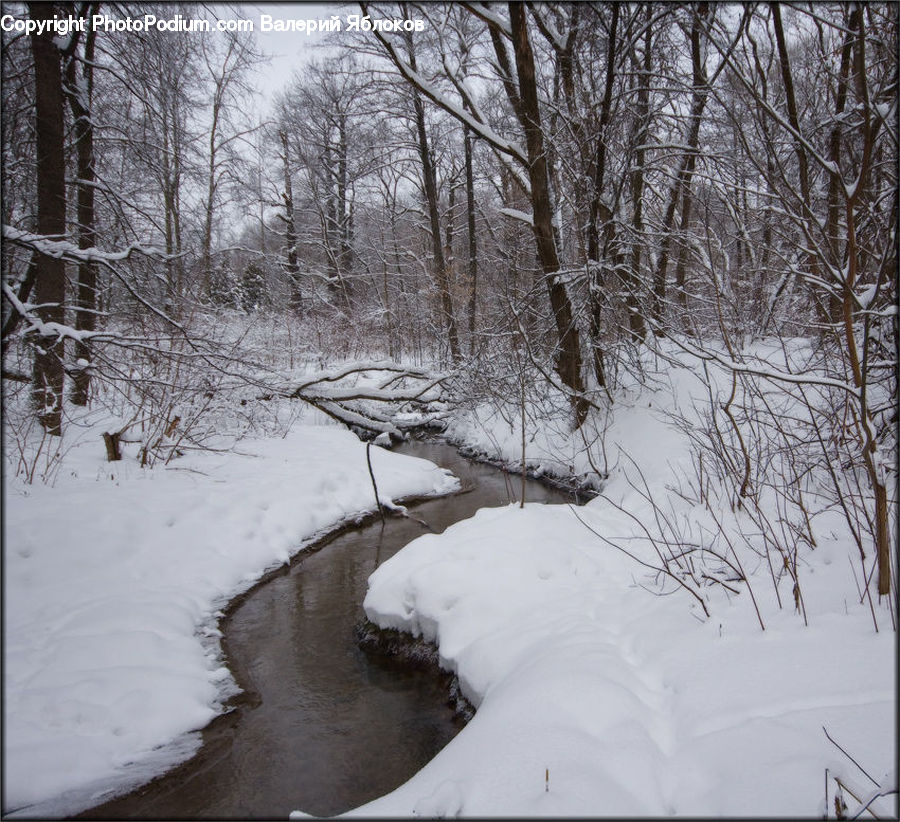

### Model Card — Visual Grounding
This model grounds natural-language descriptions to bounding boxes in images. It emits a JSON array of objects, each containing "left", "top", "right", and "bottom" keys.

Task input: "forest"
[{"left": 2, "top": 2, "right": 897, "bottom": 818}]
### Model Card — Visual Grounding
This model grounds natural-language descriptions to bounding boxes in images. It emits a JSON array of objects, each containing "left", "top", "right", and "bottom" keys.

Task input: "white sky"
[{"left": 243, "top": 2, "right": 351, "bottom": 103}]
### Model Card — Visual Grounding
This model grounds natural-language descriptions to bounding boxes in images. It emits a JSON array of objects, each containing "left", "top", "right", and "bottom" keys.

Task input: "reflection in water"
[{"left": 82, "top": 440, "right": 574, "bottom": 819}]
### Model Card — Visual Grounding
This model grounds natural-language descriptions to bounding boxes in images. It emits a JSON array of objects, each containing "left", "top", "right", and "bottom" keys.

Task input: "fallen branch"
[{"left": 366, "top": 441, "right": 385, "bottom": 525}]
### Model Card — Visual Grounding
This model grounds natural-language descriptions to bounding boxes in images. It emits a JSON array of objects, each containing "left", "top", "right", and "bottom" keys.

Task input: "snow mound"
[
  {"left": 351, "top": 501, "right": 895, "bottom": 817},
  {"left": 3, "top": 424, "right": 458, "bottom": 816}
]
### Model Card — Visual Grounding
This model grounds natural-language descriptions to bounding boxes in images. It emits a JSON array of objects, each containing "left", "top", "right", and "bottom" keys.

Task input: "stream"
[{"left": 80, "top": 440, "right": 575, "bottom": 819}]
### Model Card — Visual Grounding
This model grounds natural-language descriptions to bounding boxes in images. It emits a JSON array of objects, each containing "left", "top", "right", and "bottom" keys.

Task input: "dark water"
[{"left": 81, "top": 440, "right": 573, "bottom": 819}]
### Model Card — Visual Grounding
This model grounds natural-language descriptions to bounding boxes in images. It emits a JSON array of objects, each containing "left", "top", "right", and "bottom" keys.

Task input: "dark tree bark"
[
  {"left": 626, "top": 7, "right": 652, "bottom": 342},
  {"left": 672, "top": 4, "right": 710, "bottom": 315},
  {"left": 508, "top": 3, "right": 588, "bottom": 424},
  {"left": 337, "top": 113, "right": 353, "bottom": 281},
  {"left": 651, "top": 4, "right": 710, "bottom": 332},
  {"left": 771, "top": 2, "right": 831, "bottom": 324},
  {"left": 160, "top": 101, "right": 184, "bottom": 313},
  {"left": 835, "top": 8, "right": 890, "bottom": 596},
  {"left": 585, "top": 3, "right": 619, "bottom": 388},
  {"left": 465, "top": 126, "right": 478, "bottom": 354},
  {"left": 29, "top": 1, "right": 67, "bottom": 434},
  {"left": 1, "top": 260, "right": 37, "bottom": 349},
  {"left": 200, "top": 56, "right": 226, "bottom": 297},
  {"left": 771, "top": 3, "right": 810, "bottom": 207},
  {"left": 322, "top": 116, "right": 353, "bottom": 308},
  {"left": 279, "top": 130, "right": 302, "bottom": 311},
  {"left": 366, "top": 2, "right": 587, "bottom": 421},
  {"left": 406, "top": 34, "right": 461, "bottom": 363},
  {"left": 586, "top": 4, "right": 618, "bottom": 265},
  {"left": 824, "top": 5, "right": 857, "bottom": 323},
  {"left": 64, "top": 2, "right": 99, "bottom": 406}
]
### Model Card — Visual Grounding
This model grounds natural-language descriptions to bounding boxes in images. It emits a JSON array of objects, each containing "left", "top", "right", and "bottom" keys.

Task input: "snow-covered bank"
[
  {"left": 350, "top": 499, "right": 895, "bottom": 817},
  {"left": 442, "top": 348, "right": 697, "bottom": 495},
  {"left": 334, "top": 344, "right": 896, "bottom": 818},
  {"left": 3, "top": 421, "right": 458, "bottom": 817}
]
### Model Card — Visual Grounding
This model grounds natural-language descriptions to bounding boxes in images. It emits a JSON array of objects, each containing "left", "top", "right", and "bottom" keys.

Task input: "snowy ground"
[
  {"left": 2, "top": 411, "right": 457, "bottom": 817},
  {"left": 350, "top": 503, "right": 895, "bottom": 817},
  {"left": 4, "top": 340, "right": 896, "bottom": 819},
  {"left": 334, "top": 344, "right": 897, "bottom": 818}
]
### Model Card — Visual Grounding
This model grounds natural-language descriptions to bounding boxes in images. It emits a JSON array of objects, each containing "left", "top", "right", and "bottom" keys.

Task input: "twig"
[
  {"left": 824, "top": 726, "right": 879, "bottom": 786},
  {"left": 366, "top": 441, "right": 385, "bottom": 525},
  {"left": 834, "top": 777, "right": 882, "bottom": 819},
  {"left": 852, "top": 788, "right": 898, "bottom": 820},
  {"left": 568, "top": 504, "right": 710, "bottom": 618}
]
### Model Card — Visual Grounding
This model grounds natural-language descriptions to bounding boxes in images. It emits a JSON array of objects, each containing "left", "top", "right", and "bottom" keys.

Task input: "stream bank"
[{"left": 79, "top": 439, "right": 574, "bottom": 819}]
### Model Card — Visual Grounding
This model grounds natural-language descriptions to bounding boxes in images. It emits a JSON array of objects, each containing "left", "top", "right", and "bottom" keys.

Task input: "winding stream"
[{"left": 81, "top": 440, "right": 574, "bottom": 819}]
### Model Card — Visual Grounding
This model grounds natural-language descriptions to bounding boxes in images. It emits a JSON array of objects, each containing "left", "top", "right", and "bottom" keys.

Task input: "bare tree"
[
  {"left": 363, "top": 1, "right": 589, "bottom": 423},
  {"left": 198, "top": 27, "right": 263, "bottom": 298},
  {"left": 278, "top": 129, "right": 302, "bottom": 310},
  {"left": 28, "top": 1, "right": 67, "bottom": 434},
  {"left": 62, "top": 1, "right": 99, "bottom": 406}
]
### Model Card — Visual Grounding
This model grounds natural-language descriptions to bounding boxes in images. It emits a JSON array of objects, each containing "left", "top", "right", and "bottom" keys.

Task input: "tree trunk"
[
  {"left": 161, "top": 123, "right": 177, "bottom": 311},
  {"left": 824, "top": 5, "right": 857, "bottom": 323},
  {"left": 626, "top": 9, "right": 651, "bottom": 342},
  {"left": 201, "top": 93, "right": 222, "bottom": 299},
  {"left": 585, "top": 3, "right": 619, "bottom": 388},
  {"left": 586, "top": 4, "right": 618, "bottom": 265},
  {"left": 508, "top": 3, "right": 588, "bottom": 425},
  {"left": 672, "top": 5, "right": 710, "bottom": 316},
  {"left": 771, "top": 2, "right": 831, "bottom": 325},
  {"left": 839, "top": 9, "right": 890, "bottom": 597},
  {"left": 337, "top": 114, "right": 353, "bottom": 284},
  {"left": 465, "top": 126, "right": 478, "bottom": 354},
  {"left": 64, "top": 5, "right": 99, "bottom": 406},
  {"left": 651, "top": 5, "right": 710, "bottom": 333},
  {"left": 29, "top": 1, "right": 67, "bottom": 435},
  {"left": 407, "top": 36, "right": 461, "bottom": 363},
  {"left": 322, "top": 137, "right": 340, "bottom": 293},
  {"left": 279, "top": 130, "right": 302, "bottom": 310}
]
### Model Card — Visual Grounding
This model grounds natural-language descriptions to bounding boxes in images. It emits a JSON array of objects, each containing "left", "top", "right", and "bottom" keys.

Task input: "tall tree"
[
  {"left": 585, "top": 3, "right": 619, "bottom": 388},
  {"left": 405, "top": 28, "right": 461, "bottom": 363},
  {"left": 28, "top": 1, "right": 67, "bottom": 434},
  {"left": 464, "top": 125, "right": 478, "bottom": 354},
  {"left": 365, "top": 1, "right": 589, "bottom": 423},
  {"left": 63, "top": 1, "right": 99, "bottom": 406},
  {"left": 651, "top": 4, "right": 713, "bottom": 332},
  {"left": 626, "top": 5, "right": 652, "bottom": 342},
  {"left": 278, "top": 129, "right": 302, "bottom": 310},
  {"left": 199, "top": 28, "right": 262, "bottom": 298},
  {"left": 508, "top": 3, "right": 588, "bottom": 422}
]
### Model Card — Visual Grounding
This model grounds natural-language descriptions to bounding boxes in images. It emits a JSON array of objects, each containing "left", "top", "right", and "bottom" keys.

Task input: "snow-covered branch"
[
  {"left": 285, "top": 361, "right": 451, "bottom": 438},
  {"left": 2, "top": 225, "right": 166, "bottom": 263},
  {"left": 360, "top": 10, "right": 527, "bottom": 165}
]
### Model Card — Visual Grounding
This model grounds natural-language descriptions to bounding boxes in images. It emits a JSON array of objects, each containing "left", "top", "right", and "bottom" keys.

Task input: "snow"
[
  {"left": 498, "top": 207, "right": 534, "bottom": 227},
  {"left": 1, "top": 224, "right": 165, "bottom": 262},
  {"left": 330, "top": 341, "right": 896, "bottom": 818},
  {"left": 369, "top": 32, "right": 527, "bottom": 164},
  {"left": 346, "top": 500, "right": 895, "bottom": 816},
  {"left": 443, "top": 346, "right": 702, "bottom": 492},
  {"left": 3, "top": 418, "right": 458, "bottom": 817},
  {"left": 4, "top": 338, "right": 895, "bottom": 819}
]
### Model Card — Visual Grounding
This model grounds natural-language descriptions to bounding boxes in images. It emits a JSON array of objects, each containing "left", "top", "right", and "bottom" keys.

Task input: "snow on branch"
[
  {"left": 2, "top": 225, "right": 166, "bottom": 263},
  {"left": 2, "top": 281, "right": 112, "bottom": 345},
  {"left": 499, "top": 208, "right": 534, "bottom": 227},
  {"left": 651, "top": 324, "right": 862, "bottom": 399},
  {"left": 2, "top": 225, "right": 198, "bottom": 339},
  {"left": 461, "top": 2, "right": 512, "bottom": 38},
  {"left": 286, "top": 361, "right": 450, "bottom": 438},
  {"left": 361, "top": 13, "right": 527, "bottom": 165},
  {"left": 292, "top": 360, "right": 438, "bottom": 390}
]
